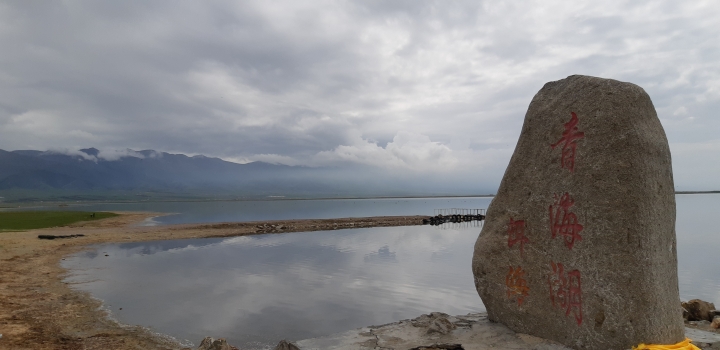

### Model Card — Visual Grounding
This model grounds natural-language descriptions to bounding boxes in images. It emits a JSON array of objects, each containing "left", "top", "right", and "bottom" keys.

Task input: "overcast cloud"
[{"left": 1, "top": 1, "right": 718, "bottom": 191}]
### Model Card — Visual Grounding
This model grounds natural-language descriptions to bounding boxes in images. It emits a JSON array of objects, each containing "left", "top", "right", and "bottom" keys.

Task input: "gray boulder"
[{"left": 472, "top": 75, "right": 684, "bottom": 350}]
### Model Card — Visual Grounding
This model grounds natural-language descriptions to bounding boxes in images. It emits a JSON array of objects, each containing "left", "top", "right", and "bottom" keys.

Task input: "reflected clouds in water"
[{"left": 62, "top": 225, "right": 483, "bottom": 348}]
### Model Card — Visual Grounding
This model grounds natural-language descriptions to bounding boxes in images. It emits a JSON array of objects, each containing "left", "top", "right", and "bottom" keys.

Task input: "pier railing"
[
  {"left": 424, "top": 208, "right": 486, "bottom": 227},
  {"left": 433, "top": 208, "right": 486, "bottom": 216}
]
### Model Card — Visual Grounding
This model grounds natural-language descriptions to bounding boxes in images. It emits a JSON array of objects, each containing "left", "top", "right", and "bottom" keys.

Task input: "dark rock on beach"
[
  {"left": 683, "top": 299, "right": 717, "bottom": 322},
  {"left": 37, "top": 234, "right": 85, "bottom": 240}
]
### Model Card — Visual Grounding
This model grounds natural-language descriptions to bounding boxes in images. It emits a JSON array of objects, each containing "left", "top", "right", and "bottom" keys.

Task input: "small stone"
[
  {"left": 682, "top": 299, "right": 717, "bottom": 321},
  {"left": 197, "top": 337, "right": 214, "bottom": 350},
  {"left": 208, "top": 338, "right": 234, "bottom": 350},
  {"left": 712, "top": 316, "right": 720, "bottom": 329},
  {"left": 426, "top": 317, "right": 457, "bottom": 335},
  {"left": 411, "top": 314, "right": 434, "bottom": 328},
  {"left": 411, "top": 312, "right": 451, "bottom": 328},
  {"left": 274, "top": 339, "right": 300, "bottom": 350},
  {"left": 197, "top": 337, "right": 237, "bottom": 350},
  {"left": 409, "top": 312, "right": 457, "bottom": 336}
]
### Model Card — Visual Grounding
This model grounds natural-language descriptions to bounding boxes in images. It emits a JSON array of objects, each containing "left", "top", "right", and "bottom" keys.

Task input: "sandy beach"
[{"left": 0, "top": 213, "right": 429, "bottom": 350}]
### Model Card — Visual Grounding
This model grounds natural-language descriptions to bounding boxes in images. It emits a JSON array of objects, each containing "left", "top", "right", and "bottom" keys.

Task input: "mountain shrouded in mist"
[{"left": 0, "top": 148, "right": 490, "bottom": 202}]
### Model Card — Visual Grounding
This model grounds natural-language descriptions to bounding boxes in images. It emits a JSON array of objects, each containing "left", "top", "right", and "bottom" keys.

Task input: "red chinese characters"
[
  {"left": 548, "top": 261, "right": 582, "bottom": 325},
  {"left": 542, "top": 113, "right": 585, "bottom": 327},
  {"left": 507, "top": 218, "right": 529, "bottom": 255},
  {"left": 549, "top": 193, "right": 583, "bottom": 250},
  {"left": 550, "top": 112, "right": 585, "bottom": 172},
  {"left": 506, "top": 266, "right": 530, "bottom": 305}
]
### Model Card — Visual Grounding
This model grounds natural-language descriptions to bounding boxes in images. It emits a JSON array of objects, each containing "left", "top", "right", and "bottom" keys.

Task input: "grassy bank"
[{"left": 0, "top": 211, "right": 119, "bottom": 231}]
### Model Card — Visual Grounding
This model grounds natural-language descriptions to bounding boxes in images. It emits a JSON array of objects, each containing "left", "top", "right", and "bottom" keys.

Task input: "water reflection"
[
  {"left": 63, "top": 225, "right": 483, "bottom": 348},
  {"left": 364, "top": 246, "right": 397, "bottom": 264}
]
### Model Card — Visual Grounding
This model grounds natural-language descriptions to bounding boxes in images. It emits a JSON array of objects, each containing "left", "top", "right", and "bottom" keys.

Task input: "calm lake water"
[
  {"left": 23, "top": 196, "right": 494, "bottom": 225},
  {"left": 60, "top": 194, "right": 719, "bottom": 349},
  {"left": 675, "top": 194, "right": 720, "bottom": 306}
]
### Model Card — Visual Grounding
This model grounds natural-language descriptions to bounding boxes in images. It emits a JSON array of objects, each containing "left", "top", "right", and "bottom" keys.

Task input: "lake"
[{"left": 60, "top": 194, "right": 719, "bottom": 349}]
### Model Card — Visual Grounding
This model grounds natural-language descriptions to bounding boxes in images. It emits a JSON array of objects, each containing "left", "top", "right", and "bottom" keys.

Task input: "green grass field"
[{"left": 0, "top": 211, "right": 119, "bottom": 231}]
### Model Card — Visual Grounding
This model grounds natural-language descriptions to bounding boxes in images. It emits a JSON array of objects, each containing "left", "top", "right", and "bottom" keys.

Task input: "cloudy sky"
[{"left": 1, "top": 1, "right": 718, "bottom": 191}]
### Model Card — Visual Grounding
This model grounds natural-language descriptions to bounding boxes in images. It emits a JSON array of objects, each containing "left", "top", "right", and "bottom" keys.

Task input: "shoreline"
[
  {"left": 0, "top": 194, "right": 496, "bottom": 208},
  {"left": 0, "top": 213, "right": 429, "bottom": 350}
]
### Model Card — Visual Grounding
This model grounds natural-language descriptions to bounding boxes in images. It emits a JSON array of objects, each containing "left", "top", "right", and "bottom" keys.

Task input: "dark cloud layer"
[{"left": 1, "top": 1, "right": 718, "bottom": 190}]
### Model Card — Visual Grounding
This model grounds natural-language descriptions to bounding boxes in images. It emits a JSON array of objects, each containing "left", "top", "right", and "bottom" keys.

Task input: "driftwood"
[
  {"left": 410, "top": 344, "right": 464, "bottom": 350},
  {"left": 37, "top": 234, "right": 85, "bottom": 240}
]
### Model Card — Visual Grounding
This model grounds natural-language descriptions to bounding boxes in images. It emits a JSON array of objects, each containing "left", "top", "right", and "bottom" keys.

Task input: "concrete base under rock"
[{"left": 293, "top": 313, "right": 720, "bottom": 350}]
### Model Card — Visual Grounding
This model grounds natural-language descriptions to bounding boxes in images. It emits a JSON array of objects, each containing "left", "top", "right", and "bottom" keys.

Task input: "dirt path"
[{"left": 0, "top": 213, "right": 429, "bottom": 350}]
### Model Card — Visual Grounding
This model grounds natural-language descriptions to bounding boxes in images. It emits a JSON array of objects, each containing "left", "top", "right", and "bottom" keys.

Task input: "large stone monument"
[{"left": 472, "top": 75, "right": 684, "bottom": 349}]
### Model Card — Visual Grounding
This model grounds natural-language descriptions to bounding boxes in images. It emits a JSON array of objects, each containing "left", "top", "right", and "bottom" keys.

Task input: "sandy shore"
[{"left": 0, "top": 212, "right": 429, "bottom": 350}]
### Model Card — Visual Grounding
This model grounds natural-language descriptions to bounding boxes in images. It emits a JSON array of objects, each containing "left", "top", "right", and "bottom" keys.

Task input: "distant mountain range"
[
  {"left": 0, "top": 148, "right": 353, "bottom": 200},
  {"left": 0, "top": 148, "right": 299, "bottom": 190},
  {"left": 0, "top": 148, "right": 459, "bottom": 202}
]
